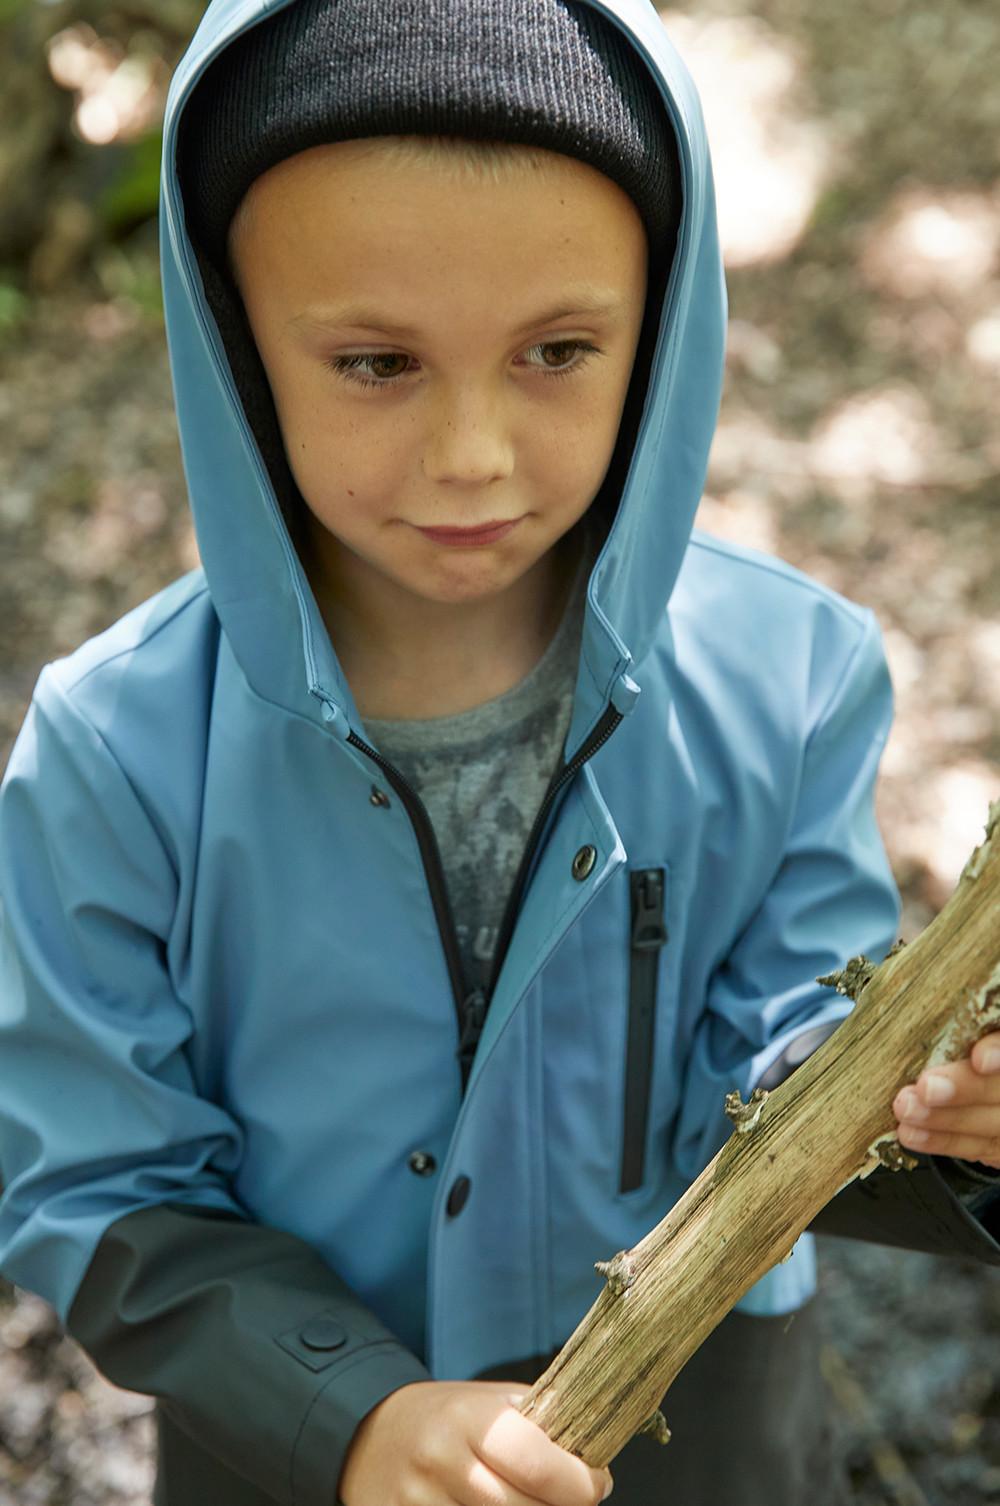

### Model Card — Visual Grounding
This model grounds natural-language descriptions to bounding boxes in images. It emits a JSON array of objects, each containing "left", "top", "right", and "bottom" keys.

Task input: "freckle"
[{"left": 347, "top": 489, "right": 355, "bottom": 497}]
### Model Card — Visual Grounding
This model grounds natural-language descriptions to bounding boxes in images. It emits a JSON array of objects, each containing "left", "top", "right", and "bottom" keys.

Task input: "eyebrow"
[{"left": 288, "top": 292, "right": 625, "bottom": 339}]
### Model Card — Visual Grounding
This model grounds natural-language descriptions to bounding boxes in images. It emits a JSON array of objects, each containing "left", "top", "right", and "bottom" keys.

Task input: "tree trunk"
[{"left": 517, "top": 800, "right": 1000, "bottom": 1467}]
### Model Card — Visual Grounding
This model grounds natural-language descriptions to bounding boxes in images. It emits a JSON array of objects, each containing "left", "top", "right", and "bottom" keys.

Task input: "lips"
[{"left": 415, "top": 518, "right": 522, "bottom": 548}]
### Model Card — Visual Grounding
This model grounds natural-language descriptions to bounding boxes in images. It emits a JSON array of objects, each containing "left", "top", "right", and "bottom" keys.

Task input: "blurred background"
[{"left": 0, "top": 0, "right": 998, "bottom": 1501}]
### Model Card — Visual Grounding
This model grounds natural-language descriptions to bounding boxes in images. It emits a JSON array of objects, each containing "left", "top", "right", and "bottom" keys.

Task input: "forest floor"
[{"left": 1, "top": 0, "right": 999, "bottom": 1499}]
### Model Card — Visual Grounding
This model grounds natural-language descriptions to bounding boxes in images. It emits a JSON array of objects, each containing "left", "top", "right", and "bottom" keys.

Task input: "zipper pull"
[
  {"left": 631, "top": 869, "right": 668, "bottom": 951},
  {"left": 456, "top": 988, "right": 487, "bottom": 1068}
]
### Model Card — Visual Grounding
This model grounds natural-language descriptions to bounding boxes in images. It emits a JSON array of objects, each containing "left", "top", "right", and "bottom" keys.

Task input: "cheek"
[
  {"left": 534, "top": 379, "right": 630, "bottom": 487},
  {"left": 281, "top": 395, "right": 406, "bottom": 516}
]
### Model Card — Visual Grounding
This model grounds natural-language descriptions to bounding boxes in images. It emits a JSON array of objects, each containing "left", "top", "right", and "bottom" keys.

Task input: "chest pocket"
[{"left": 620, "top": 866, "right": 669, "bottom": 1193}]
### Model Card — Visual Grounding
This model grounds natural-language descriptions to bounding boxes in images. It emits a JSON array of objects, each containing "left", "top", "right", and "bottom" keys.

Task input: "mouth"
[{"left": 414, "top": 518, "right": 523, "bottom": 548}]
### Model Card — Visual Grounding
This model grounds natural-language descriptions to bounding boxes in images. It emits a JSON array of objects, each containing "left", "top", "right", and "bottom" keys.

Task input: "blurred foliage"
[
  {"left": 0, "top": 0, "right": 206, "bottom": 289},
  {"left": 0, "top": 279, "right": 30, "bottom": 341},
  {"left": 94, "top": 240, "right": 164, "bottom": 314},
  {"left": 100, "top": 129, "right": 163, "bottom": 232}
]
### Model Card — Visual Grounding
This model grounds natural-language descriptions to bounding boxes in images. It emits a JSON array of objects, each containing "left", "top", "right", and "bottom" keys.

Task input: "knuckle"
[{"left": 410, "top": 1428, "right": 446, "bottom": 1476}]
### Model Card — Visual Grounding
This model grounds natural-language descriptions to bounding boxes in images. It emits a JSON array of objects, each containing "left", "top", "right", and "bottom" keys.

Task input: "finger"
[
  {"left": 476, "top": 1408, "right": 611, "bottom": 1506},
  {"left": 896, "top": 1122, "right": 1000, "bottom": 1168},
  {"left": 459, "top": 1460, "right": 612, "bottom": 1506},
  {"left": 911, "top": 1060, "right": 1000, "bottom": 1109},
  {"left": 896, "top": 1101, "right": 1000, "bottom": 1138},
  {"left": 971, "top": 1032, "right": 1000, "bottom": 1076},
  {"left": 460, "top": 1453, "right": 552, "bottom": 1505}
]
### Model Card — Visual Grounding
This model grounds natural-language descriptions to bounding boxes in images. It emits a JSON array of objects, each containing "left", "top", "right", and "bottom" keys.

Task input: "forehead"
[{"left": 230, "top": 137, "right": 648, "bottom": 324}]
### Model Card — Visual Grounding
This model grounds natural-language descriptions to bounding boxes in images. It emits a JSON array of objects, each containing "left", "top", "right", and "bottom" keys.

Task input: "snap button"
[
  {"left": 572, "top": 844, "right": 597, "bottom": 881},
  {"left": 298, "top": 1317, "right": 347, "bottom": 1352},
  {"left": 408, "top": 1150, "right": 437, "bottom": 1176},
  {"left": 370, "top": 786, "right": 391, "bottom": 808},
  {"left": 446, "top": 1175, "right": 471, "bottom": 1216}
]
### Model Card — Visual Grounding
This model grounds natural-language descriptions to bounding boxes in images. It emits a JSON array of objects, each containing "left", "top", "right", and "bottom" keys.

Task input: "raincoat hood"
[{"left": 159, "top": 0, "right": 726, "bottom": 755}]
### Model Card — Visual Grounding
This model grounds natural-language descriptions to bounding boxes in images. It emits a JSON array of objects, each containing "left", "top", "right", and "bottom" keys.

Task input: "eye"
[
  {"left": 328, "top": 352, "right": 415, "bottom": 387},
  {"left": 521, "top": 339, "right": 602, "bottom": 377}
]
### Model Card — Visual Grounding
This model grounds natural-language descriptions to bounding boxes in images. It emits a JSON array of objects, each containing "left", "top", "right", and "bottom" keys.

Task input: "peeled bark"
[{"left": 517, "top": 801, "right": 1000, "bottom": 1467}]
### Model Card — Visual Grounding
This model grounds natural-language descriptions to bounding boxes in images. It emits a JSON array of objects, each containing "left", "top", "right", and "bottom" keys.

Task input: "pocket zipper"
[{"left": 620, "top": 868, "right": 668, "bottom": 1194}]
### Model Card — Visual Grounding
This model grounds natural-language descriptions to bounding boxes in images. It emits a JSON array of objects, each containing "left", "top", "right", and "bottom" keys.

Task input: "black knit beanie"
[
  {"left": 181, "top": 0, "right": 679, "bottom": 269},
  {"left": 177, "top": 0, "right": 682, "bottom": 538}
]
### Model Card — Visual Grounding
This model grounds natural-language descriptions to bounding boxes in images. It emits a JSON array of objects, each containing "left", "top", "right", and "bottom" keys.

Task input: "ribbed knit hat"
[{"left": 179, "top": 0, "right": 680, "bottom": 269}]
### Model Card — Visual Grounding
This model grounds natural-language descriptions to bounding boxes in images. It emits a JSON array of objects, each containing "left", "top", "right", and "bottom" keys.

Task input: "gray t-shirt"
[{"left": 364, "top": 545, "right": 590, "bottom": 996}]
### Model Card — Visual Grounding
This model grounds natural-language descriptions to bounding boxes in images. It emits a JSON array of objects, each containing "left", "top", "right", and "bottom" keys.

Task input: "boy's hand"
[
  {"left": 338, "top": 1378, "right": 613, "bottom": 1506},
  {"left": 894, "top": 1030, "right": 1000, "bottom": 1169}
]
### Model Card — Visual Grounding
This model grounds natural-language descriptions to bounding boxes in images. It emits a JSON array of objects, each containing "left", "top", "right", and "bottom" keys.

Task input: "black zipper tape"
[
  {"left": 620, "top": 867, "right": 668, "bottom": 1194},
  {"left": 350, "top": 702, "right": 624, "bottom": 1097},
  {"left": 348, "top": 732, "right": 467, "bottom": 1013},
  {"left": 485, "top": 704, "right": 623, "bottom": 1002}
]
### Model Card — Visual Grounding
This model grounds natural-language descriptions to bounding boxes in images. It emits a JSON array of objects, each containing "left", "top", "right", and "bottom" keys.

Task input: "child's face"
[{"left": 230, "top": 138, "right": 648, "bottom": 616}]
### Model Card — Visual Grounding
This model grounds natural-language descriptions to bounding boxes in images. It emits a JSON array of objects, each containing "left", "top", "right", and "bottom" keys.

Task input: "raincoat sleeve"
[
  {"left": 671, "top": 610, "right": 1000, "bottom": 1264},
  {"left": 0, "top": 669, "right": 430, "bottom": 1506}
]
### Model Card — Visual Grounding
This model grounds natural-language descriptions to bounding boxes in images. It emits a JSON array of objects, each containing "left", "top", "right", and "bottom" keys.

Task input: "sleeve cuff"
[{"left": 293, "top": 1341, "right": 432, "bottom": 1506}]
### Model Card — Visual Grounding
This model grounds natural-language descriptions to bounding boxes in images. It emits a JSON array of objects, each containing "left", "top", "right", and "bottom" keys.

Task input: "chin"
[{"left": 405, "top": 555, "right": 528, "bottom": 606}]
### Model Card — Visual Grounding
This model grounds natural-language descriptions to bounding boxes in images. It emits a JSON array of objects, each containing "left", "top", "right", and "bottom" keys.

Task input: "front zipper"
[
  {"left": 620, "top": 867, "right": 668, "bottom": 1194},
  {"left": 348, "top": 702, "right": 623, "bottom": 1096},
  {"left": 484, "top": 703, "right": 623, "bottom": 1002},
  {"left": 347, "top": 731, "right": 467, "bottom": 1011}
]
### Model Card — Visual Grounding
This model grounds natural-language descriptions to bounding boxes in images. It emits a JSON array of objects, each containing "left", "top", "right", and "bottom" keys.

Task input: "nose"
[{"left": 421, "top": 384, "right": 514, "bottom": 488}]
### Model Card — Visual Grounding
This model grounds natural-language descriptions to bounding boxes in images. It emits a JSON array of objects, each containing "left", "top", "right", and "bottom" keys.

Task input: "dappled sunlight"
[
  {"left": 860, "top": 186, "right": 1000, "bottom": 300},
  {"left": 968, "top": 621, "right": 1000, "bottom": 709},
  {"left": 705, "top": 386, "right": 966, "bottom": 497},
  {"left": 808, "top": 386, "right": 941, "bottom": 489},
  {"left": 693, "top": 489, "right": 780, "bottom": 556},
  {"left": 658, "top": 11, "right": 832, "bottom": 266},
  {"left": 883, "top": 761, "right": 1000, "bottom": 896},
  {"left": 47, "top": 24, "right": 166, "bottom": 145},
  {"left": 967, "top": 309, "right": 1000, "bottom": 371}
]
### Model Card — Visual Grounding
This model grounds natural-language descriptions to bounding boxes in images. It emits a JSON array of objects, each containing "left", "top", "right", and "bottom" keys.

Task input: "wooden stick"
[{"left": 517, "top": 801, "right": 1000, "bottom": 1466}]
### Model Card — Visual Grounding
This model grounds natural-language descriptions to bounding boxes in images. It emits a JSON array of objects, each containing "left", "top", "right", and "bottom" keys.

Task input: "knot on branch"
[
  {"left": 817, "top": 954, "right": 876, "bottom": 1001},
  {"left": 594, "top": 1251, "right": 636, "bottom": 1297},
  {"left": 877, "top": 1138, "right": 919, "bottom": 1173},
  {"left": 638, "top": 1409, "right": 671, "bottom": 1445},
  {"left": 724, "top": 1086, "right": 768, "bottom": 1133},
  {"left": 962, "top": 800, "right": 1000, "bottom": 881}
]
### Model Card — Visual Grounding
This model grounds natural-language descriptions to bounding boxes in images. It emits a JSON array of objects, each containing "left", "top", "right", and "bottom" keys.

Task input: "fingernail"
[
  {"left": 923, "top": 1074, "right": 955, "bottom": 1105},
  {"left": 897, "top": 1089, "right": 929, "bottom": 1122},
  {"left": 979, "top": 1048, "right": 1000, "bottom": 1073},
  {"left": 902, "top": 1126, "right": 929, "bottom": 1145}
]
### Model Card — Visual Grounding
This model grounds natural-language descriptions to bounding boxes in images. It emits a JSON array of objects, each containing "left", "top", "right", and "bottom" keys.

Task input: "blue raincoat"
[
  {"left": 0, "top": 0, "right": 921, "bottom": 1357},
  {"left": 2, "top": 3, "right": 998, "bottom": 1503}
]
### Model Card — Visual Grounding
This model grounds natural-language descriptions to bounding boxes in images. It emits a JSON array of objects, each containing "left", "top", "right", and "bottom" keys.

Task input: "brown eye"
[
  {"left": 540, "top": 342, "right": 577, "bottom": 368},
  {"left": 368, "top": 353, "right": 409, "bottom": 380}
]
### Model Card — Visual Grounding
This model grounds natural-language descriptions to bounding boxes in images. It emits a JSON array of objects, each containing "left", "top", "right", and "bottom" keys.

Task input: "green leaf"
[
  {"left": 0, "top": 281, "right": 29, "bottom": 343},
  {"left": 100, "top": 131, "right": 164, "bottom": 233}
]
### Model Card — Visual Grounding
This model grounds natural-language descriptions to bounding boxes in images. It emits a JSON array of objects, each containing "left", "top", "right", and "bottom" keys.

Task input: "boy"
[{"left": 1, "top": 1, "right": 999, "bottom": 1503}]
